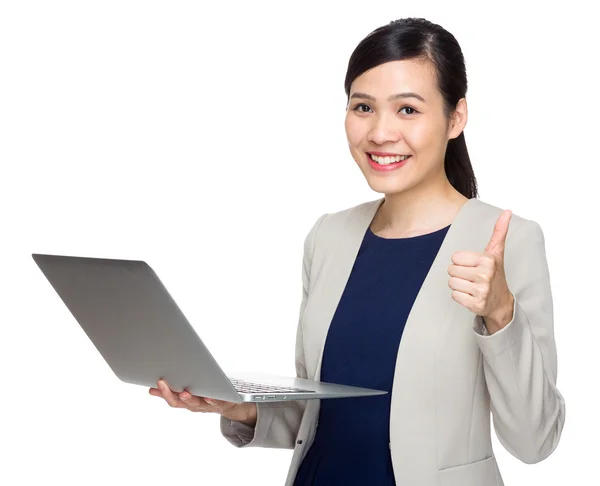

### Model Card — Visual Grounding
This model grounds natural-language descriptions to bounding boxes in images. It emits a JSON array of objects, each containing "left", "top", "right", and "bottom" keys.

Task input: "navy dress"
[{"left": 293, "top": 223, "right": 451, "bottom": 485}]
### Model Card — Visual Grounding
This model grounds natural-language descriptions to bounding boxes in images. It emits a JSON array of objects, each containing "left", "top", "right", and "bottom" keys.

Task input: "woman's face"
[{"left": 344, "top": 59, "right": 466, "bottom": 196}]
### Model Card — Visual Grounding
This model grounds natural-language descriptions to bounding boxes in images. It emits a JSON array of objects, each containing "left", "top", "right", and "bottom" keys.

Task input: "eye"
[
  {"left": 399, "top": 106, "right": 418, "bottom": 115},
  {"left": 351, "top": 103, "right": 372, "bottom": 113}
]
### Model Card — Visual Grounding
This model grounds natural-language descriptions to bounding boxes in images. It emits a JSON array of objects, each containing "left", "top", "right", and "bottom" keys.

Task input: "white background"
[{"left": 0, "top": 1, "right": 597, "bottom": 484}]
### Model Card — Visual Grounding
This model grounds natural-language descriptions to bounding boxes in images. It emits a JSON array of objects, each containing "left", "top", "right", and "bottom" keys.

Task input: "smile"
[
  {"left": 366, "top": 152, "right": 412, "bottom": 172},
  {"left": 369, "top": 153, "right": 411, "bottom": 165}
]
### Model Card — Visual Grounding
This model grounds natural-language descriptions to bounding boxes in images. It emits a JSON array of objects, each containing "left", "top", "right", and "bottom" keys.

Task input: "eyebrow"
[{"left": 349, "top": 92, "right": 426, "bottom": 103}]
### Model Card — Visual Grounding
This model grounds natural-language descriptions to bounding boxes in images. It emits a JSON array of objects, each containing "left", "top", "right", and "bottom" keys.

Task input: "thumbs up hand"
[{"left": 447, "top": 210, "right": 515, "bottom": 334}]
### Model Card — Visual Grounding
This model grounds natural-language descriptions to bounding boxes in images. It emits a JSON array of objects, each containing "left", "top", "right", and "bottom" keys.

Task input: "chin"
[
  {"left": 356, "top": 156, "right": 418, "bottom": 195},
  {"left": 360, "top": 171, "right": 411, "bottom": 196}
]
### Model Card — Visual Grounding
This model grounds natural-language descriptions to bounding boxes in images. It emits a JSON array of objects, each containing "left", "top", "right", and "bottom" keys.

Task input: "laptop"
[{"left": 32, "top": 253, "right": 387, "bottom": 403}]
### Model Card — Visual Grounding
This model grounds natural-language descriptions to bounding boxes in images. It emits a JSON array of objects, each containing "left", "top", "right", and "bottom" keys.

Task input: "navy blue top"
[{"left": 293, "top": 223, "right": 451, "bottom": 485}]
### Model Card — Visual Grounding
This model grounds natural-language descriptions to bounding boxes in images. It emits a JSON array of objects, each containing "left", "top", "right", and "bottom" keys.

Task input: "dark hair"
[{"left": 344, "top": 18, "right": 478, "bottom": 199}]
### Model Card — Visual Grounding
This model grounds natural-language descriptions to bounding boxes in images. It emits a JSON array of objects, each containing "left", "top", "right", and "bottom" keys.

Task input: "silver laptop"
[{"left": 32, "top": 253, "right": 387, "bottom": 403}]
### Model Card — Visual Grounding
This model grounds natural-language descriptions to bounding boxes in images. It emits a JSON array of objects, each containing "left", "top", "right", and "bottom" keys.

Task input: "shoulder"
[
  {"left": 308, "top": 197, "right": 382, "bottom": 240},
  {"left": 467, "top": 198, "right": 542, "bottom": 242},
  {"left": 301, "top": 198, "right": 381, "bottom": 259},
  {"left": 467, "top": 199, "right": 545, "bottom": 263}
]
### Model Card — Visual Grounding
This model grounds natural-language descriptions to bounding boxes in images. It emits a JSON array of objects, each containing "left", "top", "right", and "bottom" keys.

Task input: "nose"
[{"left": 367, "top": 114, "right": 402, "bottom": 145}]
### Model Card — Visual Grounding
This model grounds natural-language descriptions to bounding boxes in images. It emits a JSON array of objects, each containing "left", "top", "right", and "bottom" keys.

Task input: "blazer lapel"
[
  {"left": 309, "top": 198, "right": 383, "bottom": 380},
  {"left": 387, "top": 197, "right": 493, "bottom": 479}
]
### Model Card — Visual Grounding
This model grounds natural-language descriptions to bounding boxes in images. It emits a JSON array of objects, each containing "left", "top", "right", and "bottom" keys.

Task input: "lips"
[{"left": 367, "top": 154, "right": 411, "bottom": 172}]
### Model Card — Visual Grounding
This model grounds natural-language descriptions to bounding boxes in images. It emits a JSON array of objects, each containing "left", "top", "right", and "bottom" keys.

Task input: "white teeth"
[{"left": 369, "top": 154, "right": 410, "bottom": 165}]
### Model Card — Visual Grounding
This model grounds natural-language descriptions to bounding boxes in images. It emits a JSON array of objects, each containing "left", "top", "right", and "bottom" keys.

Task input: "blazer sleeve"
[
  {"left": 219, "top": 213, "right": 327, "bottom": 449},
  {"left": 473, "top": 220, "right": 566, "bottom": 464}
]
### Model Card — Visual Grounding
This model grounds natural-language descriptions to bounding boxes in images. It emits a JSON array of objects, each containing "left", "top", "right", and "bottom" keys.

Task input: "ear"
[{"left": 448, "top": 97, "right": 468, "bottom": 140}]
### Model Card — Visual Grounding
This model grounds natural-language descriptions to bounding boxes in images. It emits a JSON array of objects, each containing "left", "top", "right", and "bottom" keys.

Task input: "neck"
[{"left": 372, "top": 179, "right": 469, "bottom": 237}]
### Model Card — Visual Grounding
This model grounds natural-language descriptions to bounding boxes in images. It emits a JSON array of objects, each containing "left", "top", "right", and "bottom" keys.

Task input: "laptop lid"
[{"left": 32, "top": 253, "right": 243, "bottom": 403}]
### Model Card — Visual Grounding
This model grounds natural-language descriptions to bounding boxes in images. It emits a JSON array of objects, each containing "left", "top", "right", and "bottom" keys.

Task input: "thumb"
[{"left": 485, "top": 209, "right": 512, "bottom": 256}]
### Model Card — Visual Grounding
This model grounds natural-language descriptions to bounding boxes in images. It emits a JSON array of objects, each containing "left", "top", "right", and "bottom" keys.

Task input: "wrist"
[
  {"left": 240, "top": 403, "right": 257, "bottom": 426},
  {"left": 484, "top": 293, "right": 515, "bottom": 334},
  {"left": 224, "top": 402, "right": 257, "bottom": 426}
]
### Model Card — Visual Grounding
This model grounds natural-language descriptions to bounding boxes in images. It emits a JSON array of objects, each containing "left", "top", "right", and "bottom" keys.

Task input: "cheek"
[
  {"left": 410, "top": 121, "right": 447, "bottom": 151},
  {"left": 408, "top": 124, "right": 432, "bottom": 147},
  {"left": 344, "top": 116, "right": 363, "bottom": 146}
]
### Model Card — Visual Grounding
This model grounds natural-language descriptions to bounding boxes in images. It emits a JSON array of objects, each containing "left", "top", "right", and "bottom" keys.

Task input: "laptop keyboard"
[{"left": 229, "top": 378, "right": 315, "bottom": 394}]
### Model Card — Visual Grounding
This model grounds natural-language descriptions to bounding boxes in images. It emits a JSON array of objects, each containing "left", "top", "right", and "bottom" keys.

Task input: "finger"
[
  {"left": 178, "top": 391, "right": 220, "bottom": 407},
  {"left": 451, "top": 289, "right": 476, "bottom": 308},
  {"left": 451, "top": 251, "right": 483, "bottom": 267},
  {"left": 448, "top": 264, "right": 493, "bottom": 283},
  {"left": 203, "top": 397, "right": 238, "bottom": 410},
  {"left": 149, "top": 386, "right": 178, "bottom": 401},
  {"left": 158, "top": 380, "right": 184, "bottom": 408},
  {"left": 448, "top": 276, "right": 475, "bottom": 296},
  {"left": 200, "top": 397, "right": 236, "bottom": 414},
  {"left": 448, "top": 264, "right": 476, "bottom": 281},
  {"left": 179, "top": 391, "right": 214, "bottom": 411},
  {"left": 485, "top": 210, "right": 512, "bottom": 256},
  {"left": 180, "top": 399, "right": 210, "bottom": 412},
  {"left": 203, "top": 397, "right": 219, "bottom": 406}
]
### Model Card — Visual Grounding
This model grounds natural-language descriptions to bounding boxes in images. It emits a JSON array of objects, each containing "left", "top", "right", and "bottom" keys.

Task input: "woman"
[{"left": 150, "top": 17, "right": 565, "bottom": 485}]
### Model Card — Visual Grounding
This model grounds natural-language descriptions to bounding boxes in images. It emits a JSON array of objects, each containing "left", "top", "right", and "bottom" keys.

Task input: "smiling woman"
[
  {"left": 152, "top": 16, "right": 565, "bottom": 486},
  {"left": 342, "top": 21, "right": 475, "bottom": 239}
]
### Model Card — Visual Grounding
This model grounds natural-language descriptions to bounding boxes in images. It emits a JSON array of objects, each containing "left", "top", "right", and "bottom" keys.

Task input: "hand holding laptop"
[{"left": 150, "top": 379, "right": 258, "bottom": 426}]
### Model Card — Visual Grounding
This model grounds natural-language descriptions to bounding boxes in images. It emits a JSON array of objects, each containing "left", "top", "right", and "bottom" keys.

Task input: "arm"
[
  {"left": 220, "top": 213, "right": 327, "bottom": 449},
  {"left": 473, "top": 220, "right": 565, "bottom": 464}
]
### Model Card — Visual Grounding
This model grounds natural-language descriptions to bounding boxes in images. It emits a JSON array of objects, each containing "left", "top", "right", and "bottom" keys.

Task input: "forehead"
[{"left": 350, "top": 59, "right": 439, "bottom": 100}]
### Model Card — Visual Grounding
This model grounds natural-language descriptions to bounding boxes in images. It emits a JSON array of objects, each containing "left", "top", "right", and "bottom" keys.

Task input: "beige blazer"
[{"left": 220, "top": 197, "right": 566, "bottom": 486}]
